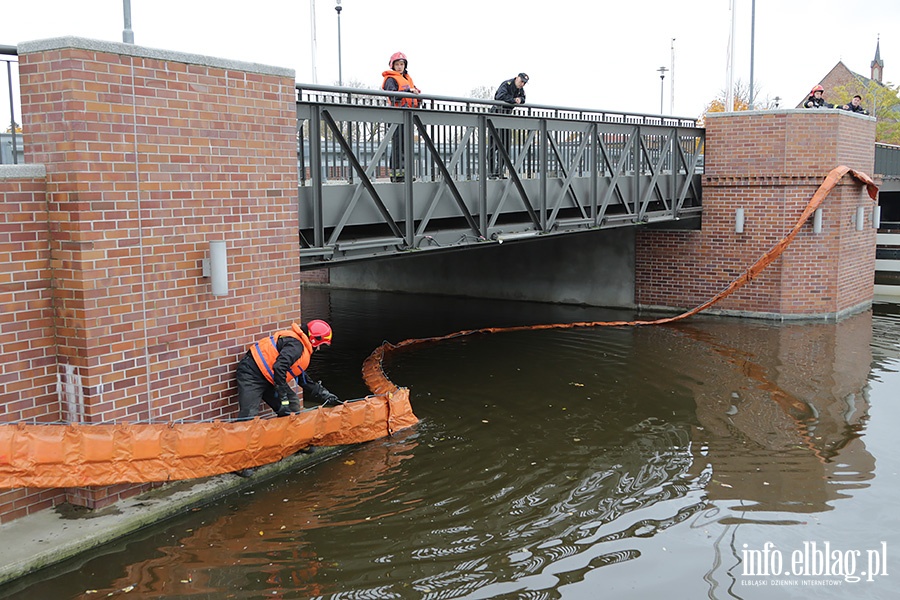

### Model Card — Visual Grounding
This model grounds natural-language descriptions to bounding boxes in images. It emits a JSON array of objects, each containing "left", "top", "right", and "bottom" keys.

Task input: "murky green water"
[{"left": 2, "top": 288, "right": 899, "bottom": 599}]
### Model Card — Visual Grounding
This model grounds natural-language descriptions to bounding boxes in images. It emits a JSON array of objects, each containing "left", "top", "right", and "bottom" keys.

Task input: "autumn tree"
[
  {"left": 829, "top": 79, "right": 900, "bottom": 144},
  {"left": 469, "top": 85, "right": 494, "bottom": 100},
  {"left": 698, "top": 80, "right": 779, "bottom": 125},
  {"left": 334, "top": 78, "right": 371, "bottom": 90},
  {"left": 322, "top": 78, "right": 384, "bottom": 144}
]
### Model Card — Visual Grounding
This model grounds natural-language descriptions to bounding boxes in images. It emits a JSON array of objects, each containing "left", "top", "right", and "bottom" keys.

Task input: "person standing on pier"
[{"left": 382, "top": 52, "right": 421, "bottom": 183}]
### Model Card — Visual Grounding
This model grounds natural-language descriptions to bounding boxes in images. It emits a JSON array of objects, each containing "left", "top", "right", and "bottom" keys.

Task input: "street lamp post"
[
  {"left": 657, "top": 66, "right": 668, "bottom": 114},
  {"left": 335, "top": 0, "right": 343, "bottom": 86},
  {"left": 122, "top": 0, "right": 134, "bottom": 44}
]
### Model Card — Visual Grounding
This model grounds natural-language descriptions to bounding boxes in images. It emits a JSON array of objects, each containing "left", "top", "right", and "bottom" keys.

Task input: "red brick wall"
[
  {"left": 0, "top": 167, "right": 69, "bottom": 521},
  {"left": 299, "top": 268, "right": 330, "bottom": 284},
  {"left": 1, "top": 38, "right": 300, "bottom": 520},
  {"left": 636, "top": 110, "right": 877, "bottom": 317}
]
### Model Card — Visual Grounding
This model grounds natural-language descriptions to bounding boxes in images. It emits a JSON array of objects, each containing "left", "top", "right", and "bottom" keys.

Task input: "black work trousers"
[
  {"left": 489, "top": 128, "right": 511, "bottom": 177},
  {"left": 235, "top": 353, "right": 299, "bottom": 419},
  {"left": 390, "top": 125, "right": 406, "bottom": 180}
]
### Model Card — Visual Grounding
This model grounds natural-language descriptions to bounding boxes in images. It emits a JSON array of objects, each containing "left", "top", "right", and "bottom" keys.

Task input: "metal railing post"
[
  {"left": 539, "top": 118, "right": 548, "bottom": 230},
  {"left": 632, "top": 125, "right": 641, "bottom": 220},
  {"left": 308, "top": 105, "right": 325, "bottom": 247},
  {"left": 590, "top": 122, "right": 598, "bottom": 224},
  {"left": 403, "top": 108, "right": 414, "bottom": 245},
  {"left": 478, "top": 114, "right": 488, "bottom": 234}
]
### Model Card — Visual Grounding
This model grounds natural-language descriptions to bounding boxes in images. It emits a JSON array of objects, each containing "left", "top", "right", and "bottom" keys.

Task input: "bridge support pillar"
[
  {"left": 3, "top": 37, "right": 299, "bottom": 514},
  {"left": 636, "top": 110, "right": 878, "bottom": 319}
]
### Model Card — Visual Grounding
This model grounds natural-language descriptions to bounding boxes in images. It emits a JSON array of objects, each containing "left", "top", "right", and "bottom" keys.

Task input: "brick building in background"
[{"left": 796, "top": 38, "right": 886, "bottom": 107}]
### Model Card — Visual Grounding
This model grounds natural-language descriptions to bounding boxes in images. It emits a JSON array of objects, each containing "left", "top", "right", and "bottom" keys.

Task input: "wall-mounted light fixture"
[
  {"left": 874, "top": 205, "right": 882, "bottom": 229},
  {"left": 856, "top": 206, "right": 865, "bottom": 232},
  {"left": 202, "top": 241, "right": 228, "bottom": 296},
  {"left": 734, "top": 208, "right": 745, "bottom": 234},
  {"left": 813, "top": 208, "right": 823, "bottom": 234}
]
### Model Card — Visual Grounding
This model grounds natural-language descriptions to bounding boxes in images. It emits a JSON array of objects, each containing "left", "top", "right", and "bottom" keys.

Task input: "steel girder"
[{"left": 297, "top": 102, "right": 703, "bottom": 267}]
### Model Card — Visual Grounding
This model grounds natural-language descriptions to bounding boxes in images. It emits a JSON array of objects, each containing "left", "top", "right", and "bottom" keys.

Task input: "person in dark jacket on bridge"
[
  {"left": 489, "top": 73, "right": 528, "bottom": 178},
  {"left": 235, "top": 319, "right": 341, "bottom": 421}
]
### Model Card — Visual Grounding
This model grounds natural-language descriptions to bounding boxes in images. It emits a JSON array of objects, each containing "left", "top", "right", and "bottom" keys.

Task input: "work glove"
[
  {"left": 275, "top": 384, "right": 302, "bottom": 417},
  {"left": 301, "top": 379, "right": 343, "bottom": 407}
]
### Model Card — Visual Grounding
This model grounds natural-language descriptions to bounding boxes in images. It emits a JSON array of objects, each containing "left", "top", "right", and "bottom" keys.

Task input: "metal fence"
[
  {"left": 296, "top": 84, "right": 705, "bottom": 265},
  {"left": 876, "top": 143, "right": 900, "bottom": 179},
  {"left": 0, "top": 45, "right": 21, "bottom": 165}
]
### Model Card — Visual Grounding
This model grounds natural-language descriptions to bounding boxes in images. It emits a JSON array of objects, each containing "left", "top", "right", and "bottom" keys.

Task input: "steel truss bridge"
[{"left": 296, "top": 84, "right": 704, "bottom": 267}]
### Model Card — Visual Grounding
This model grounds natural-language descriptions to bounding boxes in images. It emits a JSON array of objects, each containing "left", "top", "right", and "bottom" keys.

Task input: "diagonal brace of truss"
[{"left": 321, "top": 109, "right": 405, "bottom": 244}]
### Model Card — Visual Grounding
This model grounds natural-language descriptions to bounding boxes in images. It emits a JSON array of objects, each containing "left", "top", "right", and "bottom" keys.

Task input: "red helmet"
[
  {"left": 389, "top": 52, "right": 408, "bottom": 69},
  {"left": 811, "top": 85, "right": 824, "bottom": 93},
  {"left": 307, "top": 319, "right": 333, "bottom": 348}
]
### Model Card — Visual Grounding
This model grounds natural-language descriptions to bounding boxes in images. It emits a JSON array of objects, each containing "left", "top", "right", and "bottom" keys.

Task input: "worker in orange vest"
[{"left": 235, "top": 319, "right": 341, "bottom": 420}]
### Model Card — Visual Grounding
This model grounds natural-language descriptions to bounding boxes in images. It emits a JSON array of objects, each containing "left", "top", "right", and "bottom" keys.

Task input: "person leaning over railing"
[
  {"left": 804, "top": 84, "right": 833, "bottom": 109},
  {"left": 489, "top": 73, "right": 528, "bottom": 178},
  {"left": 839, "top": 94, "right": 869, "bottom": 115},
  {"left": 382, "top": 51, "right": 421, "bottom": 183}
]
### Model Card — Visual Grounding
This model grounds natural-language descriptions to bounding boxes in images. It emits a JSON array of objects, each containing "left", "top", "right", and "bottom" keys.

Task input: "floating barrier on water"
[
  {"left": 0, "top": 391, "right": 417, "bottom": 489},
  {"left": 361, "top": 166, "right": 879, "bottom": 383},
  {"left": 0, "top": 166, "right": 878, "bottom": 490}
]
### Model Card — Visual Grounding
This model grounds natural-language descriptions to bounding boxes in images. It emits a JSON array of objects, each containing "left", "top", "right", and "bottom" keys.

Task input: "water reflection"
[
  {"left": 673, "top": 313, "right": 875, "bottom": 516},
  {"left": 0, "top": 290, "right": 895, "bottom": 600}
]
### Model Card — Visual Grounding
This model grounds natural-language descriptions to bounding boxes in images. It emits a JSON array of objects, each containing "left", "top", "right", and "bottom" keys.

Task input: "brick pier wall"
[
  {"left": 636, "top": 110, "right": 878, "bottom": 318},
  {"left": 0, "top": 166, "right": 69, "bottom": 518},
  {"left": 0, "top": 38, "right": 300, "bottom": 522}
]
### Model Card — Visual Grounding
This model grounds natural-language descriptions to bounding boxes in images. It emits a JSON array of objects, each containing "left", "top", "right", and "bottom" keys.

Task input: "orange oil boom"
[
  {"left": 361, "top": 166, "right": 878, "bottom": 389},
  {"left": 0, "top": 167, "right": 878, "bottom": 489}
]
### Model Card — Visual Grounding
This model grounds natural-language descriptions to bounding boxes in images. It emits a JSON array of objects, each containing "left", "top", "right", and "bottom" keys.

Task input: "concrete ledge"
[
  {"left": 0, "top": 164, "right": 46, "bottom": 180},
  {"left": 635, "top": 299, "right": 873, "bottom": 322},
  {"left": 0, "top": 446, "right": 341, "bottom": 586},
  {"left": 706, "top": 108, "right": 875, "bottom": 121},
  {"left": 17, "top": 36, "right": 294, "bottom": 78}
]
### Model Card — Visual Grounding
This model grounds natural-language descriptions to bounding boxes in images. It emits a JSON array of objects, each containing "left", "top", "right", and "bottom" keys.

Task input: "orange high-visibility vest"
[
  {"left": 382, "top": 70, "right": 420, "bottom": 108},
  {"left": 249, "top": 323, "right": 314, "bottom": 384}
]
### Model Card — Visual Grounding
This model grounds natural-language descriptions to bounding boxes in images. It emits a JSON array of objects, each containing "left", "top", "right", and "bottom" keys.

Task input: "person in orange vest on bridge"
[
  {"left": 382, "top": 51, "right": 420, "bottom": 182},
  {"left": 235, "top": 319, "right": 341, "bottom": 421}
]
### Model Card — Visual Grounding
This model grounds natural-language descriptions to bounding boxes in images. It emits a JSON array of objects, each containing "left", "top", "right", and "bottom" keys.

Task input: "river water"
[{"left": 2, "top": 287, "right": 900, "bottom": 599}]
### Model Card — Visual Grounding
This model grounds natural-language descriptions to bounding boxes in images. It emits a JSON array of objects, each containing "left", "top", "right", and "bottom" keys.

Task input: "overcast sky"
[{"left": 2, "top": 0, "right": 898, "bottom": 127}]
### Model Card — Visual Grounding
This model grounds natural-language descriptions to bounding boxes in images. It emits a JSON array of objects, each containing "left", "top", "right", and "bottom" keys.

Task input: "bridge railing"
[
  {"left": 876, "top": 143, "right": 900, "bottom": 179},
  {"left": 0, "top": 45, "right": 22, "bottom": 165},
  {"left": 296, "top": 84, "right": 705, "bottom": 266}
]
